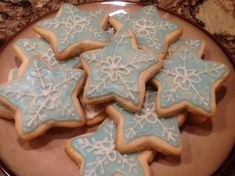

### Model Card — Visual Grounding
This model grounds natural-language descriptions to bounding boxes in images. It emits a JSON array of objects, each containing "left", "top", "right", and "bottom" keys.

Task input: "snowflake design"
[
  {"left": 16, "top": 38, "right": 80, "bottom": 69},
  {"left": 82, "top": 28, "right": 159, "bottom": 105},
  {"left": 37, "top": 3, "right": 109, "bottom": 52},
  {"left": 114, "top": 5, "right": 179, "bottom": 53},
  {"left": 71, "top": 119, "right": 144, "bottom": 176},
  {"left": 113, "top": 90, "right": 180, "bottom": 146},
  {"left": 167, "top": 39, "right": 202, "bottom": 57},
  {"left": 154, "top": 46, "right": 229, "bottom": 112},
  {"left": 0, "top": 58, "right": 84, "bottom": 132}
]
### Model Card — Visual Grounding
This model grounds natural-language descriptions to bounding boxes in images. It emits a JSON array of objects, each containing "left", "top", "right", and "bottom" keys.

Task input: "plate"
[{"left": 0, "top": 2, "right": 234, "bottom": 176}]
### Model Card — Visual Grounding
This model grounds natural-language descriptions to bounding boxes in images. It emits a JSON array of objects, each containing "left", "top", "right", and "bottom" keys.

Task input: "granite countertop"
[
  {"left": 0, "top": 0, "right": 234, "bottom": 175},
  {"left": 0, "top": 0, "right": 234, "bottom": 64}
]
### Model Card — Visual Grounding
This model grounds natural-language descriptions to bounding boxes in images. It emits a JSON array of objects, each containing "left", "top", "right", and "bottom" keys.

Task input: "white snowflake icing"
[
  {"left": 83, "top": 29, "right": 158, "bottom": 104},
  {"left": 155, "top": 46, "right": 228, "bottom": 111},
  {"left": 167, "top": 39, "right": 201, "bottom": 57},
  {"left": 115, "top": 5, "right": 178, "bottom": 52},
  {"left": 75, "top": 119, "right": 139, "bottom": 176},
  {"left": 3, "top": 59, "right": 83, "bottom": 130},
  {"left": 17, "top": 39, "right": 80, "bottom": 68},
  {"left": 115, "top": 91, "right": 179, "bottom": 143},
  {"left": 39, "top": 3, "right": 107, "bottom": 50}
]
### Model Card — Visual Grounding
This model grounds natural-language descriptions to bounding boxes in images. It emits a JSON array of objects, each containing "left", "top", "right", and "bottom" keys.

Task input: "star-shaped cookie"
[
  {"left": 110, "top": 5, "right": 182, "bottom": 58},
  {"left": 81, "top": 27, "right": 162, "bottom": 112},
  {"left": 7, "top": 67, "right": 106, "bottom": 127},
  {"left": 152, "top": 45, "right": 230, "bottom": 117},
  {"left": 14, "top": 38, "right": 81, "bottom": 70},
  {"left": 167, "top": 39, "right": 206, "bottom": 58},
  {"left": 66, "top": 118, "right": 154, "bottom": 176},
  {"left": 0, "top": 57, "right": 86, "bottom": 140},
  {"left": 106, "top": 88, "right": 182, "bottom": 155},
  {"left": 33, "top": 3, "right": 110, "bottom": 60}
]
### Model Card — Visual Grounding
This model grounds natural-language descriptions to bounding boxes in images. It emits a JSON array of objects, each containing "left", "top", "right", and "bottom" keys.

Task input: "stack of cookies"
[{"left": 0, "top": 3, "right": 230, "bottom": 176}]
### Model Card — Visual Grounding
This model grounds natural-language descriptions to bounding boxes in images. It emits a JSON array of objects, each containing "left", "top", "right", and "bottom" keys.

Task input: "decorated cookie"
[
  {"left": 14, "top": 38, "right": 81, "bottom": 70},
  {"left": 152, "top": 45, "right": 230, "bottom": 117},
  {"left": 66, "top": 118, "right": 154, "bottom": 176},
  {"left": 33, "top": 3, "right": 110, "bottom": 60},
  {"left": 0, "top": 57, "right": 86, "bottom": 140},
  {"left": 106, "top": 89, "right": 182, "bottom": 155},
  {"left": 110, "top": 5, "right": 182, "bottom": 58},
  {"left": 79, "top": 94, "right": 108, "bottom": 126},
  {"left": 167, "top": 39, "right": 206, "bottom": 58},
  {"left": 8, "top": 67, "right": 106, "bottom": 127},
  {"left": 81, "top": 27, "right": 162, "bottom": 112}
]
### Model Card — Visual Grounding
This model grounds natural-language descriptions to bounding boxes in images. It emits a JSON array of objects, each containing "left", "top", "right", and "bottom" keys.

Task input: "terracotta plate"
[{"left": 0, "top": 2, "right": 234, "bottom": 176}]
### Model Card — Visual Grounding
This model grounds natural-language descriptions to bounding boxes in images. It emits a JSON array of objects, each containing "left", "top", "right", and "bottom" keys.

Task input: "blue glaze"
[
  {"left": 114, "top": 5, "right": 180, "bottom": 54},
  {"left": 112, "top": 89, "right": 180, "bottom": 147},
  {"left": 36, "top": 3, "right": 110, "bottom": 52},
  {"left": 0, "top": 58, "right": 84, "bottom": 133},
  {"left": 168, "top": 39, "right": 204, "bottom": 57},
  {"left": 15, "top": 38, "right": 80, "bottom": 69},
  {"left": 154, "top": 46, "right": 229, "bottom": 112},
  {"left": 81, "top": 27, "right": 160, "bottom": 105},
  {"left": 71, "top": 119, "right": 145, "bottom": 176}
]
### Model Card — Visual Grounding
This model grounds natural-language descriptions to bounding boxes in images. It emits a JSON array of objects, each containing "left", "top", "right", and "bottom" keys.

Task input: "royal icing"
[
  {"left": 81, "top": 27, "right": 160, "bottom": 108},
  {"left": 154, "top": 46, "right": 229, "bottom": 113},
  {"left": 36, "top": 3, "right": 110, "bottom": 52},
  {"left": 111, "top": 89, "right": 181, "bottom": 148},
  {"left": 70, "top": 119, "right": 149, "bottom": 176},
  {"left": 9, "top": 68, "right": 104, "bottom": 123},
  {"left": 15, "top": 38, "right": 80, "bottom": 69},
  {"left": 167, "top": 39, "right": 204, "bottom": 57},
  {"left": 113, "top": 5, "right": 180, "bottom": 54},
  {"left": 0, "top": 58, "right": 85, "bottom": 133}
]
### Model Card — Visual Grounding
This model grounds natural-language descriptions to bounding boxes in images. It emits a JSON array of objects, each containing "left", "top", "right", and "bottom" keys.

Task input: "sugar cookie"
[
  {"left": 66, "top": 118, "right": 155, "bottom": 176},
  {"left": 0, "top": 57, "right": 86, "bottom": 140},
  {"left": 110, "top": 5, "right": 182, "bottom": 58},
  {"left": 81, "top": 27, "right": 162, "bottom": 112},
  {"left": 152, "top": 45, "right": 230, "bottom": 117},
  {"left": 33, "top": 3, "right": 110, "bottom": 60},
  {"left": 106, "top": 89, "right": 182, "bottom": 155},
  {"left": 14, "top": 38, "right": 81, "bottom": 70},
  {"left": 168, "top": 39, "right": 206, "bottom": 58}
]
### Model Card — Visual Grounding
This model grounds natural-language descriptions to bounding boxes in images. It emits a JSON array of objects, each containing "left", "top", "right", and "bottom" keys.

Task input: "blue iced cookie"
[
  {"left": 0, "top": 57, "right": 86, "bottom": 140},
  {"left": 167, "top": 39, "right": 206, "bottom": 58},
  {"left": 152, "top": 45, "right": 230, "bottom": 117},
  {"left": 110, "top": 5, "right": 182, "bottom": 58},
  {"left": 106, "top": 88, "right": 182, "bottom": 155},
  {"left": 66, "top": 118, "right": 155, "bottom": 176},
  {"left": 33, "top": 3, "right": 110, "bottom": 60},
  {"left": 7, "top": 67, "right": 106, "bottom": 126},
  {"left": 14, "top": 38, "right": 81, "bottom": 70},
  {"left": 81, "top": 27, "right": 162, "bottom": 112}
]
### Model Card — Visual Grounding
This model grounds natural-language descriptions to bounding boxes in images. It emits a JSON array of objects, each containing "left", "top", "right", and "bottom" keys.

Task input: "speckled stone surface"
[{"left": 0, "top": 0, "right": 234, "bottom": 64}]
